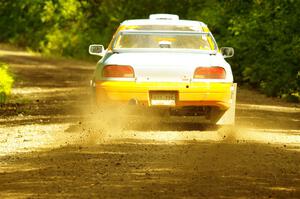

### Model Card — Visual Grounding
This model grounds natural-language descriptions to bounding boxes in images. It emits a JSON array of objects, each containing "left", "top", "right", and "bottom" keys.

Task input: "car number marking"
[{"left": 150, "top": 92, "right": 176, "bottom": 106}]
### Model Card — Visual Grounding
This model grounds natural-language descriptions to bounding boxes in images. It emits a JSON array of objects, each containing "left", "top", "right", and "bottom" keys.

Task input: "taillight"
[
  {"left": 194, "top": 67, "right": 226, "bottom": 79},
  {"left": 102, "top": 65, "right": 135, "bottom": 78}
]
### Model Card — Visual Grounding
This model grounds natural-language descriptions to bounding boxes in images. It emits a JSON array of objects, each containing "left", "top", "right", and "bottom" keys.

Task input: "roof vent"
[{"left": 149, "top": 14, "right": 179, "bottom": 20}]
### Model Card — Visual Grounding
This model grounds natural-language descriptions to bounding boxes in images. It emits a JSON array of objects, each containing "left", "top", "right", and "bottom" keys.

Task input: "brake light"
[
  {"left": 194, "top": 67, "right": 226, "bottom": 79},
  {"left": 102, "top": 65, "right": 135, "bottom": 78}
]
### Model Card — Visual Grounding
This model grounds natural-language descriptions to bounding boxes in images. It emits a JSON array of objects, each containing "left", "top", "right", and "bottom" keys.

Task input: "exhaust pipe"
[{"left": 128, "top": 98, "right": 138, "bottom": 105}]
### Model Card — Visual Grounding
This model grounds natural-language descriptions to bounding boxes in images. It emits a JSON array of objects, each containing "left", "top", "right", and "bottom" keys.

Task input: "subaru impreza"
[{"left": 89, "top": 14, "right": 236, "bottom": 125}]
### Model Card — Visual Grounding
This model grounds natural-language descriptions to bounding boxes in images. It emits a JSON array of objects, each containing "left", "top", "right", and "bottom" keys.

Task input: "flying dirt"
[{"left": 0, "top": 45, "right": 300, "bottom": 198}]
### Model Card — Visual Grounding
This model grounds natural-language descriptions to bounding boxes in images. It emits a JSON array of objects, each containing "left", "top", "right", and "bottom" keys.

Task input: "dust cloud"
[
  {"left": 67, "top": 103, "right": 136, "bottom": 145},
  {"left": 67, "top": 97, "right": 300, "bottom": 148}
]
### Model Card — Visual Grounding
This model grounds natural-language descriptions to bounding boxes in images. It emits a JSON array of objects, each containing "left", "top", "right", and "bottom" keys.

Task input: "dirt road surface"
[{"left": 0, "top": 45, "right": 300, "bottom": 198}]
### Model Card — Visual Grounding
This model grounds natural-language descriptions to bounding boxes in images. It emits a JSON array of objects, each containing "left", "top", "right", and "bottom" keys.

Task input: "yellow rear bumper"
[{"left": 95, "top": 81, "right": 234, "bottom": 110}]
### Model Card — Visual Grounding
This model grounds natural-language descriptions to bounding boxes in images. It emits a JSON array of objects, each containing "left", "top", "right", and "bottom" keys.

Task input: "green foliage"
[
  {"left": 0, "top": 63, "right": 14, "bottom": 103},
  {"left": 222, "top": 0, "right": 300, "bottom": 98},
  {"left": 0, "top": 0, "right": 299, "bottom": 99}
]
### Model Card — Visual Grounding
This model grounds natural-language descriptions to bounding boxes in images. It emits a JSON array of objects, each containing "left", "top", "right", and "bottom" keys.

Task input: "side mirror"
[
  {"left": 220, "top": 47, "right": 234, "bottom": 58},
  {"left": 89, "top": 44, "right": 105, "bottom": 56}
]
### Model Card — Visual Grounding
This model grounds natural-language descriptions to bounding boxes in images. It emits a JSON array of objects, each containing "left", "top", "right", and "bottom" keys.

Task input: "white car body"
[{"left": 102, "top": 52, "right": 233, "bottom": 83}]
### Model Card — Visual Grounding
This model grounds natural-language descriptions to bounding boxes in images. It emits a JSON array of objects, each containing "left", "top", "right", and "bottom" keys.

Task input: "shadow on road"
[{"left": 0, "top": 142, "right": 300, "bottom": 198}]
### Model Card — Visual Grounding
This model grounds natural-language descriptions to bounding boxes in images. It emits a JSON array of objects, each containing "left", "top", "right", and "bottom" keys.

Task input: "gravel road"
[{"left": 0, "top": 45, "right": 300, "bottom": 198}]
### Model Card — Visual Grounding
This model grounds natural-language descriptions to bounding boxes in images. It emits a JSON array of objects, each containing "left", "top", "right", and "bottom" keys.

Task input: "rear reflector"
[
  {"left": 102, "top": 65, "right": 134, "bottom": 78},
  {"left": 194, "top": 67, "right": 226, "bottom": 79}
]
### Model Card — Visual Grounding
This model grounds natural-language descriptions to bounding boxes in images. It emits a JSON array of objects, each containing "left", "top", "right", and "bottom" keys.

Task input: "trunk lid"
[{"left": 103, "top": 52, "right": 226, "bottom": 82}]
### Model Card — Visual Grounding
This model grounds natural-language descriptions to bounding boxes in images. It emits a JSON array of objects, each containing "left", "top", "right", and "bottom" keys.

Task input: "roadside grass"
[{"left": 0, "top": 62, "right": 14, "bottom": 103}]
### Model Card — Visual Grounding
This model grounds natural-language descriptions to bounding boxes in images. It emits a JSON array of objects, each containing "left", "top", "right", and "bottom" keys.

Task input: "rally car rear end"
[{"left": 89, "top": 14, "right": 237, "bottom": 125}]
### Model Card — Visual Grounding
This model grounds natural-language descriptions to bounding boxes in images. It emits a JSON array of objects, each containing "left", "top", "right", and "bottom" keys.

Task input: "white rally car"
[{"left": 89, "top": 14, "right": 237, "bottom": 125}]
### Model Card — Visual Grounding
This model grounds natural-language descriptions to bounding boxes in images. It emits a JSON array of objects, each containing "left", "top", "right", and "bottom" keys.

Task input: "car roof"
[
  {"left": 120, "top": 14, "right": 207, "bottom": 30},
  {"left": 121, "top": 19, "right": 206, "bottom": 27}
]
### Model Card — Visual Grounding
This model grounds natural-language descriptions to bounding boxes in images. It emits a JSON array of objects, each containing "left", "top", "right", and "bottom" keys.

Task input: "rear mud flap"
[{"left": 210, "top": 83, "right": 237, "bottom": 125}]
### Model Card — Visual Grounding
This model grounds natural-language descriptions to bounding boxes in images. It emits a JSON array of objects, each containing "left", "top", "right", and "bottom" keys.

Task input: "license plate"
[{"left": 150, "top": 92, "right": 176, "bottom": 106}]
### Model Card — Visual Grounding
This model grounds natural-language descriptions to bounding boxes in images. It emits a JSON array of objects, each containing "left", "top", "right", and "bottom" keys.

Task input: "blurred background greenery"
[{"left": 0, "top": 0, "right": 299, "bottom": 101}]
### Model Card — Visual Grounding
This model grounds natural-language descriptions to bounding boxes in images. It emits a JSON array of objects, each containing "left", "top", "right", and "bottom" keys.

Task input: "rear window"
[{"left": 113, "top": 31, "right": 216, "bottom": 50}]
